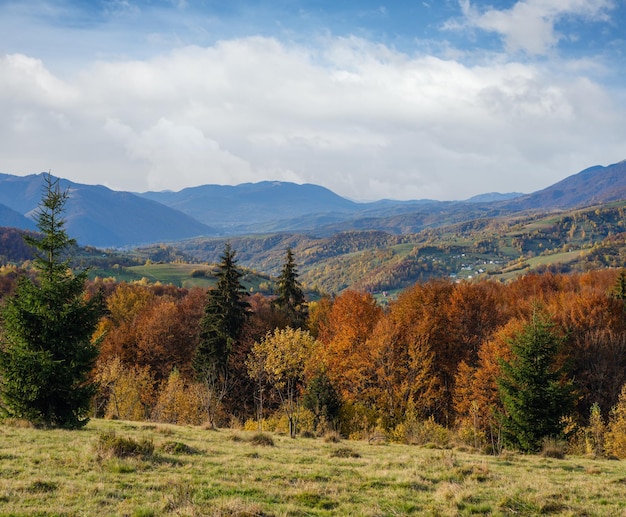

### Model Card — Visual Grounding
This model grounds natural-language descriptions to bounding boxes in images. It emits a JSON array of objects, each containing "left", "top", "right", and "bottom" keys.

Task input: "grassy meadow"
[
  {"left": 89, "top": 262, "right": 274, "bottom": 292},
  {"left": 1, "top": 419, "right": 625, "bottom": 516}
]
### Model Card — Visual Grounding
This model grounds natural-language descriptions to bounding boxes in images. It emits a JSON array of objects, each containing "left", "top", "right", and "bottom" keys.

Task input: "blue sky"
[{"left": 1, "top": 0, "right": 625, "bottom": 200}]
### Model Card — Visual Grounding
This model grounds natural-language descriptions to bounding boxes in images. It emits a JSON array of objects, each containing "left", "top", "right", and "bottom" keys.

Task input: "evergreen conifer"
[
  {"left": 497, "top": 310, "right": 574, "bottom": 452},
  {"left": 0, "top": 174, "right": 104, "bottom": 428},
  {"left": 193, "top": 243, "right": 250, "bottom": 427},
  {"left": 274, "top": 248, "right": 307, "bottom": 329}
]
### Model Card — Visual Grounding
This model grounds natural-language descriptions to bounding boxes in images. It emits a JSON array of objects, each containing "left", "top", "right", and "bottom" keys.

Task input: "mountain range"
[{"left": 0, "top": 160, "right": 625, "bottom": 248}]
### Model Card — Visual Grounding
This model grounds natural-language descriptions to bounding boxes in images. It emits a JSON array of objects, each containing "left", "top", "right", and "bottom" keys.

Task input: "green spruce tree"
[
  {"left": 193, "top": 243, "right": 250, "bottom": 427},
  {"left": 0, "top": 174, "right": 104, "bottom": 428},
  {"left": 303, "top": 370, "right": 341, "bottom": 432},
  {"left": 497, "top": 310, "right": 574, "bottom": 452},
  {"left": 274, "top": 248, "right": 307, "bottom": 329},
  {"left": 611, "top": 269, "right": 626, "bottom": 301}
]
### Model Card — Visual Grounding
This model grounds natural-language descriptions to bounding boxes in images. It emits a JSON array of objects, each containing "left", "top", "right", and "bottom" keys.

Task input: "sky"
[{"left": 1, "top": 0, "right": 625, "bottom": 201}]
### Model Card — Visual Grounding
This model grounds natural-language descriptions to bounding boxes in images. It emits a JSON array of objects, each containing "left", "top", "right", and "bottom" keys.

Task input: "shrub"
[
  {"left": 96, "top": 431, "right": 154, "bottom": 459},
  {"left": 391, "top": 416, "right": 451, "bottom": 448},
  {"left": 330, "top": 447, "right": 361, "bottom": 458},
  {"left": 152, "top": 370, "right": 209, "bottom": 426},
  {"left": 243, "top": 418, "right": 261, "bottom": 432},
  {"left": 161, "top": 441, "right": 197, "bottom": 455},
  {"left": 242, "top": 408, "right": 316, "bottom": 436},
  {"left": 562, "top": 416, "right": 586, "bottom": 456},
  {"left": 323, "top": 431, "right": 342, "bottom": 443},
  {"left": 586, "top": 403, "right": 606, "bottom": 457},
  {"left": 249, "top": 433, "right": 274, "bottom": 447},
  {"left": 1, "top": 418, "right": 34, "bottom": 428},
  {"left": 339, "top": 402, "right": 379, "bottom": 440},
  {"left": 454, "top": 419, "right": 487, "bottom": 451},
  {"left": 606, "top": 384, "right": 626, "bottom": 459},
  {"left": 541, "top": 438, "right": 567, "bottom": 459}
]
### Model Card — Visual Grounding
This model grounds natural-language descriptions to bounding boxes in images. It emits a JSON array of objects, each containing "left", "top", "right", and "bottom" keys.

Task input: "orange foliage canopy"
[
  {"left": 317, "top": 290, "right": 382, "bottom": 402},
  {"left": 88, "top": 268, "right": 626, "bottom": 432},
  {"left": 97, "top": 283, "right": 204, "bottom": 381}
]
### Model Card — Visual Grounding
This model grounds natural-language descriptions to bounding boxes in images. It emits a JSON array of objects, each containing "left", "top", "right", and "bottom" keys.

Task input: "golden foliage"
[
  {"left": 95, "top": 356, "right": 155, "bottom": 421},
  {"left": 152, "top": 369, "right": 209, "bottom": 426},
  {"left": 605, "top": 383, "right": 626, "bottom": 459}
]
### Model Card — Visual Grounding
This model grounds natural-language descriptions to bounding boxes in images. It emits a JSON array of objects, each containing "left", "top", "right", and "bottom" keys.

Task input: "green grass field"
[
  {"left": 88, "top": 262, "right": 275, "bottom": 293},
  {"left": 1, "top": 418, "right": 625, "bottom": 516},
  {"left": 126, "top": 263, "right": 215, "bottom": 288}
]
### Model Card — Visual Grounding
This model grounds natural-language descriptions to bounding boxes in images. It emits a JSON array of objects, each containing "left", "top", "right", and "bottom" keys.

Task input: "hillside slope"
[
  {"left": 502, "top": 160, "right": 626, "bottom": 210},
  {"left": 0, "top": 173, "right": 214, "bottom": 247},
  {"left": 150, "top": 201, "right": 626, "bottom": 294},
  {"left": 0, "top": 203, "right": 35, "bottom": 230}
]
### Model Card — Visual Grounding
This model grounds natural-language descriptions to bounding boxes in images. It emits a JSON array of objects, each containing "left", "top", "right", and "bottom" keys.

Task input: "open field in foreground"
[{"left": 1, "top": 419, "right": 626, "bottom": 516}]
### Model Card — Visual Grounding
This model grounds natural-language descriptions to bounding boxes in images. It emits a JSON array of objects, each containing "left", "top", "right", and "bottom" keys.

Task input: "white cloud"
[
  {"left": 104, "top": 117, "right": 254, "bottom": 191},
  {"left": 0, "top": 54, "right": 77, "bottom": 106},
  {"left": 0, "top": 33, "right": 624, "bottom": 200},
  {"left": 456, "top": 0, "right": 615, "bottom": 55}
]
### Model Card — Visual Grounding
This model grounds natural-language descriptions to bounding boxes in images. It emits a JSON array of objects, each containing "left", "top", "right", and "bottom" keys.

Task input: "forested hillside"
[
  {"left": 133, "top": 201, "right": 626, "bottom": 294},
  {"left": 93, "top": 267, "right": 625, "bottom": 455},
  {"left": 3, "top": 198, "right": 625, "bottom": 295}
]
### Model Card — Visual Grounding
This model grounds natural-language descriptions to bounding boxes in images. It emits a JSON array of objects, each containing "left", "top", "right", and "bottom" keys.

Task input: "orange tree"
[{"left": 318, "top": 290, "right": 382, "bottom": 403}]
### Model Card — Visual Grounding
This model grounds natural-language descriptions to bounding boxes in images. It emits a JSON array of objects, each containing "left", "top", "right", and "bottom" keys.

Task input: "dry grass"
[{"left": 0, "top": 418, "right": 625, "bottom": 515}]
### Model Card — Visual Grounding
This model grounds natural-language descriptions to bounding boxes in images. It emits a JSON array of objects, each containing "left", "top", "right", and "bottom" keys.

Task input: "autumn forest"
[{"left": 2, "top": 176, "right": 626, "bottom": 460}]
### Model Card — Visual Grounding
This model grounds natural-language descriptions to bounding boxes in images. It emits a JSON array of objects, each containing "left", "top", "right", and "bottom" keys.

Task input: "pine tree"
[
  {"left": 497, "top": 310, "right": 574, "bottom": 452},
  {"left": 303, "top": 370, "right": 341, "bottom": 431},
  {"left": 611, "top": 269, "right": 626, "bottom": 301},
  {"left": 0, "top": 173, "right": 104, "bottom": 428},
  {"left": 193, "top": 243, "right": 250, "bottom": 427},
  {"left": 274, "top": 248, "right": 307, "bottom": 329}
]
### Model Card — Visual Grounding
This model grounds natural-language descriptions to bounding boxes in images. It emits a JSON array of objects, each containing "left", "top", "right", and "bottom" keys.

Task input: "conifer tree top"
[{"left": 24, "top": 173, "right": 75, "bottom": 282}]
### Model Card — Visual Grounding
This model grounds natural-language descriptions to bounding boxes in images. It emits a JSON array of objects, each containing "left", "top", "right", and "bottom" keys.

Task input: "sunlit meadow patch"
[{"left": 0, "top": 418, "right": 625, "bottom": 515}]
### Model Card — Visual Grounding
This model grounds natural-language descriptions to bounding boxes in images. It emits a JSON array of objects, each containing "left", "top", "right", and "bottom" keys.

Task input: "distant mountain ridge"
[
  {"left": 466, "top": 192, "right": 524, "bottom": 203},
  {"left": 501, "top": 161, "right": 626, "bottom": 210},
  {"left": 0, "top": 202, "right": 36, "bottom": 231},
  {"left": 139, "top": 181, "right": 359, "bottom": 231},
  {"left": 0, "top": 160, "right": 625, "bottom": 247},
  {"left": 0, "top": 173, "right": 213, "bottom": 247}
]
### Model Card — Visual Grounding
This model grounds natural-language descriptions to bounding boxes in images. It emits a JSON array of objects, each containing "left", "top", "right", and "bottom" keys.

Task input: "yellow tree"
[
  {"left": 94, "top": 356, "right": 155, "bottom": 421},
  {"left": 606, "top": 383, "right": 626, "bottom": 458},
  {"left": 248, "top": 327, "right": 316, "bottom": 438}
]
